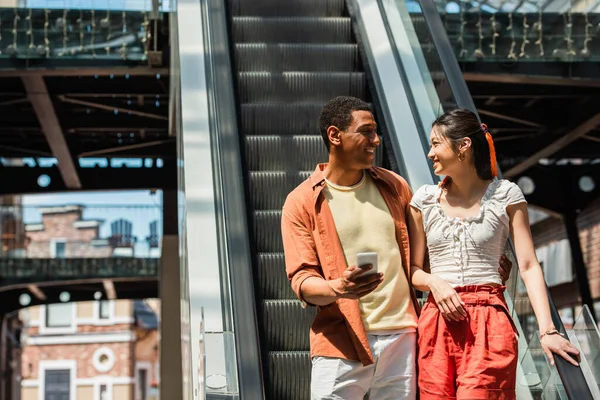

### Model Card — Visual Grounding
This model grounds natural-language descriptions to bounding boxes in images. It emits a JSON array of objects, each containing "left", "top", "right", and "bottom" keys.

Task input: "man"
[{"left": 281, "top": 96, "right": 511, "bottom": 399}]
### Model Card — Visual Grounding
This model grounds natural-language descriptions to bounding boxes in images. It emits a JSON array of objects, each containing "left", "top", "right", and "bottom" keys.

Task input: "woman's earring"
[{"left": 458, "top": 153, "right": 465, "bottom": 161}]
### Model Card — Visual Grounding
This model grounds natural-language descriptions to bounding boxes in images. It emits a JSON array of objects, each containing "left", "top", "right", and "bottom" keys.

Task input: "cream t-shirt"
[{"left": 324, "top": 172, "right": 418, "bottom": 332}]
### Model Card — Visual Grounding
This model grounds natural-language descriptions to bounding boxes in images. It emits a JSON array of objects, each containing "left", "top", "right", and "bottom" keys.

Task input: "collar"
[{"left": 309, "top": 163, "right": 384, "bottom": 189}]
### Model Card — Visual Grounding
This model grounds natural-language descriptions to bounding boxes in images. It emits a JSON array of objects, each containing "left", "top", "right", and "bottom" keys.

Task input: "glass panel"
[
  {"left": 46, "top": 303, "right": 72, "bottom": 327},
  {"left": 398, "top": 0, "right": 459, "bottom": 113},
  {"left": 44, "top": 369, "right": 70, "bottom": 396},
  {"left": 570, "top": 305, "right": 600, "bottom": 397},
  {"left": 99, "top": 300, "right": 110, "bottom": 319},
  {"left": 99, "top": 384, "right": 108, "bottom": 400},
  {"left": 430, "top": 0, "right": 600, "bottom": 62},
  {"left": 0, "top": 7, "right": 159, "bottom": 61},
  {"left": 203, "top": 332, "right": 239, "bottom": 396},
  {"left": 54, "top": 242, "right": 66, "bottom": 258},
  {"left": 137, "top": 368, "right": 148, "bottom": 400},
  {"left": 517, "top": 330, "right": 552, "bottom": 396}
]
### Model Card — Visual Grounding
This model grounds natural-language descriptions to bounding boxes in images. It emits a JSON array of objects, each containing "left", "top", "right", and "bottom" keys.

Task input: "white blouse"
[{"left": 410, "top": 178, "right": 526, "bottom": 287}]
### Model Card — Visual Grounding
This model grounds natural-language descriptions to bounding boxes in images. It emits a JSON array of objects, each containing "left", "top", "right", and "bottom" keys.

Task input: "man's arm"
[
  {"left": 281, "top": 199, "right": 323, "bottom": 306},
  {"left": 281, "top": 196, "right": 383, "bottom": 307}
]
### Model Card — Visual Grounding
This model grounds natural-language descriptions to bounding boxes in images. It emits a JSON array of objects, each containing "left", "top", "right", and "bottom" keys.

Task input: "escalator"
[
  {"left": 189, "top": 0, "right": 599, "bottom": 398},
  {"left": 227, "top": 1, "right": 384, "bottom": 398}
]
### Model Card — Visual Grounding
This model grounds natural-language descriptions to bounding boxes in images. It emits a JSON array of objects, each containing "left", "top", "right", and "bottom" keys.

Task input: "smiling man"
[{"left": 281, "top": 96, "right": 420, "bottom": 399}]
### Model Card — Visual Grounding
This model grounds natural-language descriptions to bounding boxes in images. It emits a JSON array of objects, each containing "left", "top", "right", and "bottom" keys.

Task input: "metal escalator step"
[
  {"left": 263, "top": 299, "right": 315, "bottom": 351},
  {"left": 235, "top": 43, "right": 360, "bottom": 72},
  {"left": 245, "top": 135, "right": 327, "bottom": 171},
  {"left": 238, "top": 72, "right": 366, "bottom": 103},
  {"left": 254, "top": 210, "right": 283, "bottom": 253},
  {"left": 229, "top": 0, "right": 345, "bottom": 17},
  {"left": 269, "top": 351, "right": 311, "bottom": 400},
  {"left": 232, "top": 17, "right": 352, "bottom": 44},
  {"left": 240, "top": 103, "right": 323, "bottom": 136},
  {"left": 249, "top": 171, "right": 312, "bottom": 210},
  {"left": 257, "top": 252, "right": 296, "bottom": 300},
  {"left": 245, "top": 135, "right": 383, "bottom": 171}
]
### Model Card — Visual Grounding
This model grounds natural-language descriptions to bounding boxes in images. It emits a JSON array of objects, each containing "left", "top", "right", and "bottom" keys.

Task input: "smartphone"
[{"left": 356, "top": 252, "right": 378, "bottom": 276}]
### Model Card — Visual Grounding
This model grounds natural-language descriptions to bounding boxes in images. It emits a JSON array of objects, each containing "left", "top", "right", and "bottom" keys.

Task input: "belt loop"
[{"left": 477, "top": 291, "right": 491, "bottom": 305}]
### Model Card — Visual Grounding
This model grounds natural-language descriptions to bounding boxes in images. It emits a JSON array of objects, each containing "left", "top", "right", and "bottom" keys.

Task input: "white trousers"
[{"left": 310, "top": 331, "right": 417, "bottom": 400}]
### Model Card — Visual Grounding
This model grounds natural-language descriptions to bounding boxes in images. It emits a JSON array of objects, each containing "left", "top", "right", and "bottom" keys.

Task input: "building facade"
[{"left": 15, "top": 205, "right": 159, "bottom": 400}]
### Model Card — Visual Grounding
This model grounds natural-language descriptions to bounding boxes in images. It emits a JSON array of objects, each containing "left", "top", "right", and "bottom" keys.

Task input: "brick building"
[{"left": 16, "top": 205, "right": 160, "bottom": 400}]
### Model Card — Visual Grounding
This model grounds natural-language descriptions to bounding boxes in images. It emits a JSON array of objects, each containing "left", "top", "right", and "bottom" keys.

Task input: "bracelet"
[{"left": 540, "top": 329, "right": 565, "bottom": 340}]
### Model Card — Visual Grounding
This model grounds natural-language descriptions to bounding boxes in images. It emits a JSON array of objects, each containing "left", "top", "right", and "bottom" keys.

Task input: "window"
[
  {"left": 137, "top": 369, "right": 148, "bottom": 400},
  {"left": 99, "top": 384, "right": 108, "bottom": 400},
  {"left": 46, "top": 303, "right": 73, "bottom": 328},
  {"left": 99, "top": 301, "right": 110, "bottom": 320},
  {"left": 44, "top": 369, "right": 70, "bottom": 400},
  {"left": 51, "top": 239, "right": 67, "bottom": 258}
]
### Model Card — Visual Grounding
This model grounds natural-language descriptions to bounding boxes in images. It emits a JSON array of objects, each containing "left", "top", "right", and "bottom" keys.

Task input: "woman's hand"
[
  {"left": 427, "top": 275, "right": 467, "bottom": 321},
  {"left": 540, "top": 333, "right": 580, "bottom": 367}
]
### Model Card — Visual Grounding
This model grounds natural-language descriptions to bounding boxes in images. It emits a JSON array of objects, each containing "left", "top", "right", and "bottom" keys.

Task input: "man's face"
[{"left": 331, "top": 110, "right": 380, "bottom": 170}]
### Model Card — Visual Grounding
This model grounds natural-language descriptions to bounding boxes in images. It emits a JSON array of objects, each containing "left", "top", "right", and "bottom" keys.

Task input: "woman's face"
[{"left": 427, "top": 126, "right": 462, "bottom": 176}]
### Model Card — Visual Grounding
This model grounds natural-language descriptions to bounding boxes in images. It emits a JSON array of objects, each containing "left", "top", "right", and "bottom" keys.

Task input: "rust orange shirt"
[{"left": 281, "top": 164, "right": 420, "bottom": 366}]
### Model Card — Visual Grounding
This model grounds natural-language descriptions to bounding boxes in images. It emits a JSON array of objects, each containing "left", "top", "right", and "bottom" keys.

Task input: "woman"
[{"left": 407, "top": 108, "right": 580, "bottom": 399}]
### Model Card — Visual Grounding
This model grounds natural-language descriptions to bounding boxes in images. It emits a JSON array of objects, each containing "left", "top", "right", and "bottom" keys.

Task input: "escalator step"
[
  {"left": 232, "top": 17, "right": 352, "bottom": 44},
  {"left": 244, "top": 135, "right": 327, "bottom": 171},
  {"left": 263, "top": 299, "right": 315, "bottom": 351},
  {"left": 240, "top": 103, "right": 323, "bottom": 136},
  {"left": 249, "top": 171, "right": 312, "bottom": 210},
  {"left": 229, "top": 0, "right": 345, "bottom": 17},
  {"left": 235, "top": 43, "right": 360, "bottom": 72},
  {"left": 245, "top": 135, "right": 384, "bottom": 172},
  {"left": 237, "top": 72, "right": 366, "bottom": 103},
  {"left": 257, "top": 252, "right": 296, "bottom": 300},
  {"left": 269, "top": 351, "right": 311, "bottom": 400},
  {"left": 254, "top": 210, "right": 283, "bottom": 253}
]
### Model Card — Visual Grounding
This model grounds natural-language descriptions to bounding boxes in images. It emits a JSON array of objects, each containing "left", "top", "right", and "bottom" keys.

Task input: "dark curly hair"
[{"left": 318, "top": 96, "right": 373, "bottom": 152}]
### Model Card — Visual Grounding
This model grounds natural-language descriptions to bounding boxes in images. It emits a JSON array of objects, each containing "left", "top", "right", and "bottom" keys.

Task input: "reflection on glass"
[{"left": 570, "top": 305, "right": 600, "bottom": 397}]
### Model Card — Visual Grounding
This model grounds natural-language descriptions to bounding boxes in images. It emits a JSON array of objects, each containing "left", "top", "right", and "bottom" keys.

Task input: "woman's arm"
[
  {"left": 407, "top": 206, "right": 467, "bottom": 321},
  {"left": 508, "top": 202, "right": 580, "bottom": 366}
]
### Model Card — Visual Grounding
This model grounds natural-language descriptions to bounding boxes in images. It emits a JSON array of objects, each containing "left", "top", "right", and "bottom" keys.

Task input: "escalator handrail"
[
  {"left": 416, "top": 1, "right": 594, "bottom": 398},
  {"left": 200, "top": 0, "right": 265, "bottom": 397}
]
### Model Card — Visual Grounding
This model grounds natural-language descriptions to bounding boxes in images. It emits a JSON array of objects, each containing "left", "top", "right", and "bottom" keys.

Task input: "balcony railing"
[
  {"left": 0, "top": 256, "right": 158, "bottom": 284},
  {"left": 0, "top": 6, "right": 164, "bottom": 62},
  {"left": 406, "top": 0, "right": 600, "bottom": 62}
]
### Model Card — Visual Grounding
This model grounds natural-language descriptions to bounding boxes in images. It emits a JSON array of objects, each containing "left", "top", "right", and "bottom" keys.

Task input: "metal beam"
[
  {"left": 0, "top": 67, "right": 169, "bottom": 78},
  {"left": 58, "top": 95, "right": 168, "bottom": 121},
  {"left": 103, "top": 279, "right": 116, "bottom": 300},
  {"left": 465, "top": 73, "right": 600, "bottom": 88},
  {"left": 78, "top": 140, "right": 173, "bottom": 157},
  {"left": 27, "top": 284, "right": 46, "bottom": 301},
  {"left": 22, "top": 76, "right": 82, "bottom": 189},
  {"left": 0, "top": 98, "right": 28, "bottom": 107},
  {"left": 477, "top": 108, "right": 544, "bottom": 128},
  {"left": 0, "top": 163, "right": 176, "bottom": 194},
  {"left": 472, "top": 95, "right": 586, "bottom": 100},
  {"left": 582, "top": 134, "right": 600, "bottom": 143},
  {"left": 505, "top": 113, "right": 600, "bottom": 177}
]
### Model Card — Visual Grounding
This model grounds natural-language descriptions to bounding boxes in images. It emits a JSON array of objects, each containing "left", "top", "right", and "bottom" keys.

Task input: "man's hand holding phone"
[{"left": 328, "top": 252, "right": 383, "bottom": 299}]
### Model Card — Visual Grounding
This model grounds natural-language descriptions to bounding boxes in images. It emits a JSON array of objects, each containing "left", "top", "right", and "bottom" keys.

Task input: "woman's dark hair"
[{"left": 432, "top": 108, "right": 494, "bottom": 180}]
